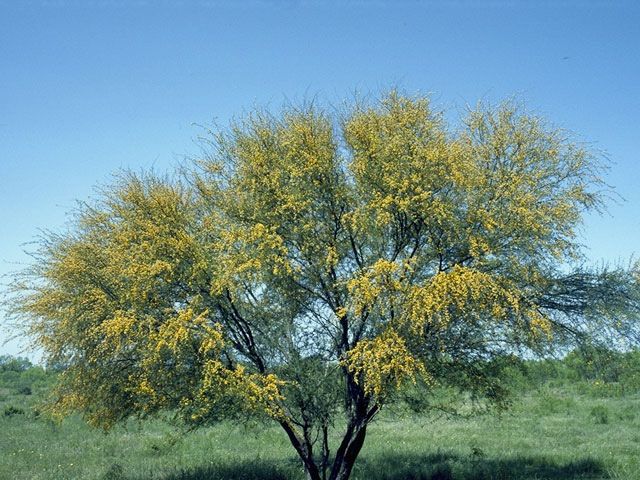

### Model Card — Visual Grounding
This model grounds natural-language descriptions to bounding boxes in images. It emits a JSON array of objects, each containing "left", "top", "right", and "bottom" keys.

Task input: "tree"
[
  {"left": 0, "top": 355, "right": 32, "bottom": 373},
  {"left": 9, "top": 92, "right": 640, "bottom": 480}
]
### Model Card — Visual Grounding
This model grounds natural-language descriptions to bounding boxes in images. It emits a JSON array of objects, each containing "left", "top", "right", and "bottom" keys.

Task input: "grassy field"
[{"left": 1, "top": 379, "right": 639, "bottom": 480}]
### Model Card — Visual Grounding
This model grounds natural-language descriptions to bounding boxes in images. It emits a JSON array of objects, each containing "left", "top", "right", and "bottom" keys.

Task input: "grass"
[{"left": 1, "top": 383, "right": 639, "bottom": 480}]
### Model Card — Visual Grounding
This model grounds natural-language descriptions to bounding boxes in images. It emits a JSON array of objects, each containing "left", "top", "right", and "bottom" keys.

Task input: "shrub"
[
  {"left": 3, "top": 405, "right": 25, "bottom": 417},
  {"left": 17, "top": 385, "right": 32, "bottom": 395},
  {"left": 0, "top": 355, "right": 32, "bottom": 372},
  {"left": 535, "top": 391, "right": 576, "bottom": 415}
]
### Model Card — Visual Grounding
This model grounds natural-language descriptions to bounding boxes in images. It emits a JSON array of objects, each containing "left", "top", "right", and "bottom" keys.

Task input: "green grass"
[{"left": 1, "top": 384, "right": 639, "bottom": 480}]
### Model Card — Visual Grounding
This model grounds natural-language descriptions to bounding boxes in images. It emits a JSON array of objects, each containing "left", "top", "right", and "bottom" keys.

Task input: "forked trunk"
[
  {"left": 279, "top": 420, "right": 323, "bottom": 480},
  {"left": 328, "top": 424, "right": 368, "bottom": 480},
  {"left": 305, "top": 466, "right": 322, "bottom": 480},
  {"left": 280, "top": 419, "right": 369, "bottom": 480},
  {"left": 279, "top": 368, "right": 375, "bottom": 480}
]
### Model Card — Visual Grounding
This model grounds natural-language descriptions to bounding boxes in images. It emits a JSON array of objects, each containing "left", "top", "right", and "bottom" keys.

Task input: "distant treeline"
[
  {"left": 0, "top": 355, "right": 54, "bottom": 397},
  {"left": 2, "top": 347, "right": 639, "bottom": 401},
  {"left": 502, "top": 346, "right": 640, "bottom": 396}
]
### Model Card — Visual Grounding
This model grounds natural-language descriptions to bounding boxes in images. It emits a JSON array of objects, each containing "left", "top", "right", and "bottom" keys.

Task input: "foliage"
[
  {"left": 565, "top": 344, "right": 640, "bottom": 384},
  {"left": 0, "top": 355, "right": 53, "bottom": 396},
  {"left": 3, "top": 405, "right": 25, "bottom": 417},
  {"left": 7, "top": 91, "right": 640, "bottom": 480},
  {"left": 0, "top": 355, "right": 33, "bottom": 372}
]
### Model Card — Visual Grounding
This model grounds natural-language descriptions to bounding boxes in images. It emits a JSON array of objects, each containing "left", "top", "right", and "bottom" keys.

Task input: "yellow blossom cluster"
[
  {"left": 342, "top": 328, "right": 428, "bottom": 397},
  {"left": 404, "top": 266, "right": 522, "bottom": 331}
]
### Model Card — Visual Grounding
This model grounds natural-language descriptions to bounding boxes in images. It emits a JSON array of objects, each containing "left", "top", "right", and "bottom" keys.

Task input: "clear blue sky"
[{"left": 1, "top": 0, "right": 639, "bottom": 357}]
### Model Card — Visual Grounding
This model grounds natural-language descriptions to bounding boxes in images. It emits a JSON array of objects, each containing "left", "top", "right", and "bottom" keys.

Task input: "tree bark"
[
  {"left": 321, "top": 424, "right": 330, "bottom": 480},
  {"left": 328, "top": 423, "right": 368, "bottom": 480},
  {"left": 278, "top": 420, "right": 322, "bottom": 480}
]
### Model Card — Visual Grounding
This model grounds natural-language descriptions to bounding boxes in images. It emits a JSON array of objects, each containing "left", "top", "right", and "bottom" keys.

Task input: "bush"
[
  {"left": 563, "top": 345, "right": 638, "bottom": 384},
  {"left": 17, "top": 385, "right": 32, "bottom": 395},
  {"left": 0, "top": 370, "right": 20, "bottom": 387},
  {"left": 0, "top": 355, "right": 32, "bottom": 373},
  {"left": 3, "top": 405, "right": 25, "bottom": 417},
  {"left": 0, "top": 357, "right": 56, "bottom": 396},
  {"left": 523, "top": 358, "right": 568, "bottom": 386}
]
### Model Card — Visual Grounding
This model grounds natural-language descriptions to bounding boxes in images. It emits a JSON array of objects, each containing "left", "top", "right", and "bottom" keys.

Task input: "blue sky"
[{"left": 1, "top": 0, "right": 639, "bottom": 357}]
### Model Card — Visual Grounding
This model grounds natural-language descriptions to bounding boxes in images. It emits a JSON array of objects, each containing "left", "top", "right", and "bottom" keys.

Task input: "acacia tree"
[{"left": 10, "top": 92, "right": 639, "bottom": 480}]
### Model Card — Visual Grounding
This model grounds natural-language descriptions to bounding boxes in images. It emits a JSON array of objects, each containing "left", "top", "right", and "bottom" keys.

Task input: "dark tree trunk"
[
  {"left": 278, "top": 420, "right": 322, "bottom": 480},
  {"left": 328, "top": 423, "right": 368, "bottom": 480},
  {"left": 278, "top": 315, "right": 377, "bottom": 480},
  {"left": 321, "top": 424, "right": 330, "bottom": 480},
  {"left": 278, "top": 411, "right": 374, "bottom": 480}
]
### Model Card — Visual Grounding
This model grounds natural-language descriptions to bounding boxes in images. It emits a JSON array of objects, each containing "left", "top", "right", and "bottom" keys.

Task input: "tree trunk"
[
  {"left": 278, "top": 420, "right": 322, "bottom": 480},
  {"left": 321, "top": 424, "right": 330, "bottom": 480},
  {"left": 328, "top": 423, "right": 368, "bottom": 480},
  {"left": 305, "top": 466, "right": 322, "bottom": 480}
]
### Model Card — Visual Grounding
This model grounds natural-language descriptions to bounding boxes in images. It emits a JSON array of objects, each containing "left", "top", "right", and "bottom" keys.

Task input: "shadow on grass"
[
  {"left": 152, "top": 463, "right": 288, "bottom": 480},
  {"left": 116, "top": 460, "right": 290, "bottom": 480},
  {"left": 122, "top": 451, "right": 608, "bottom": 480},
  {"left": 354, "top": 451, "right": 608, "bottom": 480}
]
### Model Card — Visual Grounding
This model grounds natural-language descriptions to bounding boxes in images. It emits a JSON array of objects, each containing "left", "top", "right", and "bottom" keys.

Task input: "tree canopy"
[{"left": 9, "top": 92, "right": 640, "bottom": 480}]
